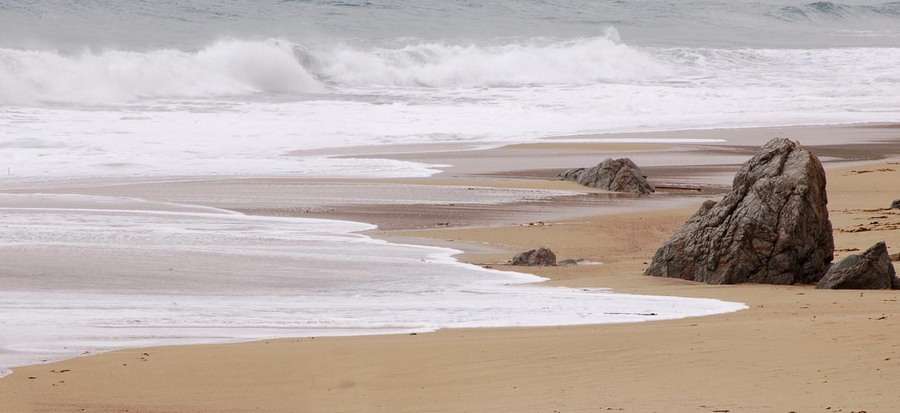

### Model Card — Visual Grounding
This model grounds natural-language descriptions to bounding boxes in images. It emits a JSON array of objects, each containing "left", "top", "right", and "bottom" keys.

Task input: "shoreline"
[
  {"left": 2, "top": 125, "right": 900, "bottom": 411},
  {"left": 0, "top": 191, "right": 743, "bottom": 378},
  {"left": 1, "top": 121, "right": 898, "bottom": 193}
]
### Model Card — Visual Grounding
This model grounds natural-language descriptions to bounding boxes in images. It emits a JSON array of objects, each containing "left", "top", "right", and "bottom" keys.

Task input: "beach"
[
  {"left": 4, "top": 2, "right": 900, "bottom": 411},
  {"left": 2, "top": 124, "right": 900, "bottom": 412}
]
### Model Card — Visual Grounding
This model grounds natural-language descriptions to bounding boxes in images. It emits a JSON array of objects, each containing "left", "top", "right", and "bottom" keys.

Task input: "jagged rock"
[
  {"left": 645, "top": 138, "right": 833, "bottom": 284},
  {"left": 510, "top": 248, "right": 557, "bottom": 266},
  {"left": 559, "top": 158, "right": 654, "bottom": 194},
  {"left": 817, "top": 242, "right": 898, "bottom": 289},
  {"left": 891, "top": 199, "right": 900, "bottom": 209}
]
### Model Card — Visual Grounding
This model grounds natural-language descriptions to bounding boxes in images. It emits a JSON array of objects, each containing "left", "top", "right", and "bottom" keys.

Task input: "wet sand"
[
  {"left": 348, "top": 123, "right": 900, "bottom": 176},
  {"left": 2, "top": 125, "right": 900, "bottom": 412}
]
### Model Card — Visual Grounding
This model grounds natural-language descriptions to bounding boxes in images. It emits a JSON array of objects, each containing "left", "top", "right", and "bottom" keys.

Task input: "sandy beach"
[
  {"left": 2, "top": 125, "right": 900, "bottom": 412},
  {"left": 6, "top": 2, "right": 900, "bottom": 411}
]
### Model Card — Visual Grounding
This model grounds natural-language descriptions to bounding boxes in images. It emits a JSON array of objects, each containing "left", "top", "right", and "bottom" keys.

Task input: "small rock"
[
  {"left": 510, "top": 248, "right": 557, "bottom": 266},
  {"left": 559, "top": 158, "right": 655, "bottom": 194},
  {"left": 558, "top": 258, "right": 585, "bottom": 266},
  {"left": 817, "top": 241, "right": 898, "bottom": 289},
  {"left": 891, "top": 199, "right": 900, "bottom": 209},
  {"left": 845, "top": 226, "right": 871, "bottom": 233}
]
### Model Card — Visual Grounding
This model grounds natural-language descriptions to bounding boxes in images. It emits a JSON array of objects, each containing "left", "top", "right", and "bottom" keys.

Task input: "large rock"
[
  {"left": 645, "top": 138, "right": 833, "bottom": 284},
  {"left": 510, "top": 248, "right": 557, "bottom": 266},
  {"left": 559, "top": 158, "right": 654, "bottom": 194},
  {"left": 817, "top": 242, "right": 898, "bottom": 289}
]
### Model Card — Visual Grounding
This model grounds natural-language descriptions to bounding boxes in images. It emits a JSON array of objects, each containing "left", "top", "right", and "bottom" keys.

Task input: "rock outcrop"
[
  {"left": 817, "top": 242, "right": 898, "bottom": 289},
  {"left": 559, "top": 158, "right": 654, "bottom": 194},
  {"left": 645, "top": 138, "right": 833, "bottom": 284},
  {"left": 510, "top": 248, "right": 557, "bottom": 266}
]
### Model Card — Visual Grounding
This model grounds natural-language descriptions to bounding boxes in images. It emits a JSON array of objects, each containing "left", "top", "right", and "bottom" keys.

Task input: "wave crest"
[
  {"left": 0, "top": 39, "right": 324, "bottom": 104},
  {"left": 0, "top": 31, "right": 669, "bottom": 104},
  {"left": 305, "top": 29, "right": 668, "bottom": 88}
]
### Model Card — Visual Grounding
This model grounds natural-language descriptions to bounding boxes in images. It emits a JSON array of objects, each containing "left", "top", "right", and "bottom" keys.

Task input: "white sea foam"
[
  {"left": 0, "top": 195, "right": 747, "bottom": 373},
  {"left": 0, "top": 39, "right": 323, "bottom": 105},
  {"left": 1, "top": 34, "right": 898, "bottom": 181},
  {"left": 0, "top": 32, "right": 666, "bottom": 104},
  {"left": 308, "top": 29, "right": 671, "bottom": 87},
  {"left": 5, "top": 34, "right": 899, "bottom": 104}
]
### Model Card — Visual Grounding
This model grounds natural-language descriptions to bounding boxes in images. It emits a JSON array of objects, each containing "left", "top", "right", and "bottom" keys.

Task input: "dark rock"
[
  {"left": 510, "top": 248, "right": 557, "bottom": 266},
  {"left": 645, "top": 138, "right": 833, "bottom": 284},
  {"left": 891, "top": 199, "right": 900, "bottom": 209},
  {"left": 559, "top": 158, "right": 654, "bottom": 194},
  {"left": 817, "top": 242, "right": 898, "bottom": 289},
  {"left": 558, "top": 258, "right": 585, "bottom": 266}
]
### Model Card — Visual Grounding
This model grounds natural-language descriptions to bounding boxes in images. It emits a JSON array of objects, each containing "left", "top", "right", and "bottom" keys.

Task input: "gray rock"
[
  {"left": 645, "top": 138, "right": 833, "bottom": 284},
  {"left": 817, "top": 242, "right": 898, "bottom": 289},
  {"left": 510, "top": 248, "right": 557, "bottom": 266},
  {"left": 559, "top": 158, "right": 654, "bottom": 194},
  {"left": 558, "top": 258, "right": 585, "bottom": 266},
  {"left": 891, "top": 199, "right": 900, "bottom": 209}
]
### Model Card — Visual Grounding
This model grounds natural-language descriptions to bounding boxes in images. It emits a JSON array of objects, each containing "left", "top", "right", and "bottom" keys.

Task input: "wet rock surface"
[{"left": 510, "top": 248, "right": 557, "bottom": 266}]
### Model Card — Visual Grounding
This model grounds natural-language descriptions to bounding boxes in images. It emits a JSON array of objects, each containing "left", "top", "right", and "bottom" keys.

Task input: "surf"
[{"left": 0, "top": 31, "right": 670, "bottom": 104}]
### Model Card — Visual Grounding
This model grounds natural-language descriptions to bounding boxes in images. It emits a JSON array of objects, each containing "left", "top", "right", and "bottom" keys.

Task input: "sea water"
[
  {"left": 1, "top": 1, "right": 900, "bottom": 180},
  {"left": 0, "top": 194, "right": 746, "bottom": 375}
]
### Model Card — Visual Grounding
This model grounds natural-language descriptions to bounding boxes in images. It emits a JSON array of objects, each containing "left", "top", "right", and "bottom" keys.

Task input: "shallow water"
[{"left": 0, "top": 194, "right": 746, "bottom": 374}]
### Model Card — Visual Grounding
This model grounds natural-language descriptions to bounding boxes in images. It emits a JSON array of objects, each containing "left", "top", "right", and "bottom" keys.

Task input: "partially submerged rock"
[
  {"left": 817, "top": 242, "right": 898, "bottom": 289},
  {"left": 891, "top": 199, "right": 900, "bottom": 209},
  {"left": 510, "top": 248, "right": 557, "bottom": 266},
  {"left": 645, "top": 138, "right": 833, "bottom": 284},
  {"left": 559, "top": 158, "right": 654, "bottom": 194},
  {"left": 558, "top": 258, "right": 585, "bottom": 266}
]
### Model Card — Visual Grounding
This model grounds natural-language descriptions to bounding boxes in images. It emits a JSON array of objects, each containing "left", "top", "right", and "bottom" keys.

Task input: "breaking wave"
[
  {"left": 0, "top": 30, "right": 670, "bottom": 104},
  {"left": 0, "top": 39, "right": 323, "bottom": 104},
  {"left": 302, "top": 29, "right": 668, "bottom": 87}
]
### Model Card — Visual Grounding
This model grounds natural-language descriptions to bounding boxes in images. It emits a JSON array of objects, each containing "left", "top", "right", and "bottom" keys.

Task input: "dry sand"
[{"left": 3, "top": 136, "right": 900, "bottom": 412}]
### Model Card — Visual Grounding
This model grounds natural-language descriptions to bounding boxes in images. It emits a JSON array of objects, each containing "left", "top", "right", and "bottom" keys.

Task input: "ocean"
[
  {"left": 2, "top": 0, "right": 899, "bottom": 180},
  {"left": 0, "top": 1, "right": 897, "bottom": 374}
]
